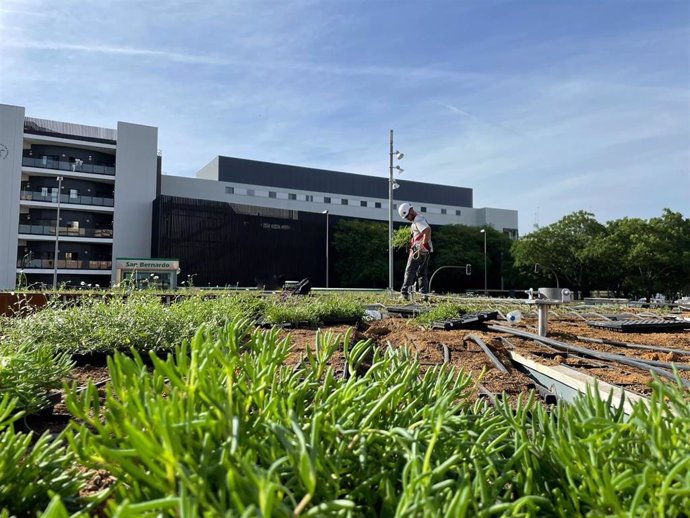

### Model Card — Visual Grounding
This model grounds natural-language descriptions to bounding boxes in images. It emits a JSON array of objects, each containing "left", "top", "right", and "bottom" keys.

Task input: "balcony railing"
[
  {"left": 20, "top": 190, "right": 114, "bottom": 207},
  {"left": 22, "top": 157, "right": 115, "bottom": 176},
  {"left": 17, "top": 259, "right": 112, "bottom": 270},
  {"left": 18, "top": 224, "right": 113, "bottom": 238}
]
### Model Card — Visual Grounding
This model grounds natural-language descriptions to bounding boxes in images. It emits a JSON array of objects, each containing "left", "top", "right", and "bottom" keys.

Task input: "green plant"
[
  {"left": 0, "top": 341, "right": 73, "bottom": 414},
  {"left": 0, "top": 394, "right": 86, "bottom": 516},
  {"left": 263, "top": 294, "right": 364, "bottom": 326}
]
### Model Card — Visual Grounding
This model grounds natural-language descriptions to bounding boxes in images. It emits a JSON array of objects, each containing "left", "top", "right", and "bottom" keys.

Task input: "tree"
[
  {"left": 607, "top": 210, "right": 690, "bottom": 299},
  {"left": 331, "top": 219, "right": 389, "bottom": 287},
  {"left": 429, "top": 224, "right": 519, "bottom": 293},
  {"left": 511, "top": 211, "right": 606, "bottom": 296}
]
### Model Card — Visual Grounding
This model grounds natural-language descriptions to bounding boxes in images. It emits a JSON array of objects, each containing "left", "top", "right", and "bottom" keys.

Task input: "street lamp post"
[
  {"left": 53, "top": 176, "right": 63, "bottom": 289},
  {"left": 388, "top": 130, "right": 404, "bottom": 293},
  {"left": 322, "top": 210, "right": 329, "bottom": 288},
  {"left": 480, "top": 229, "right": 487, "bottom": 296}
]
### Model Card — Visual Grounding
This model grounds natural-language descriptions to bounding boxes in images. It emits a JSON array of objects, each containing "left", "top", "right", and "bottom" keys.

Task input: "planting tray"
[
  {"left": 586, "top": 319, "right": 690, "bottom": 333},
  {"left": 432, "top": 311, "right": 499, "bottom": 330}
]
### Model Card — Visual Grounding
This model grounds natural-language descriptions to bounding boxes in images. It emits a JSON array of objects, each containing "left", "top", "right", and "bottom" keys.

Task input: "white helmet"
[{"left": 398, "top": 202, "right": 413, "bottom": 219}]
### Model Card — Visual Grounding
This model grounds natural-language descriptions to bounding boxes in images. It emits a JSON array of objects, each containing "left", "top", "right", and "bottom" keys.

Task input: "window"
[
  {"left": 288, "top": 193, "right": 297, "bottom": 200},
  {"left": 455, "top": 209, "right": 461, "bottom": 216},
  {"left": 324, "top": 197, "right": 331, "bottom": 204},
  {"left": 420, "top": 206, "right": 427, "bottom": 213},
  {"left": 375, "top": 202, "right": 381, "bottom": 208},
  {"left": 305, "top": 195, "right": 314, "bottom": 202},
  {"left": 69, "top": 189, "right": 79, "bottom": 199},
  {"left": 341, "top": 199, "right": 349, "bottom": 205},
  {"left": 269, "top": 191, "right": 277, "bottom": 198},
  {"left": 41, "top": 187, "right": 48, "bottom": 197},
  {"left": 64, "top": 252, "right": 78, "bottom": 260},
  {"left": 441, "top": 208, "right": 447, "bottom": 215},
  {"left": 360, "top": 201, "right": 367, "bottom": 207},
  {"left": 225, "top": 186, "right": 234, "bottom": 194},
  {"left": 69, "top": 221, "right": 79, "bottom": 230}
]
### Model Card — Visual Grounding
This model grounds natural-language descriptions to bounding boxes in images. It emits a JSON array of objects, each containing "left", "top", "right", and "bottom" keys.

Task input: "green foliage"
[
  {"left": 512, "top": 210, "right": 606, "bottom": 295},
  {"left": 513, "top": 209, "right": 690, "bottom": 298},
  {"left": 432, "top": 224, "right": 518, "bottom": 293},
  {"left": 1, "top": 293, "right": 268, "bottom": 355},
  {"left": 263, "top": 294, "right": 365, "bottom": 326},
  {"left": 0, "top": 395, "right": 86, "bottom": 516},
  {"left": 331, "top": 219, "right": 390, "bottom": 287},
  {"left": 56, "top": 319, "right": 690, "bottom": 516},
  {"left": 414, "top": 301, "right": 470, "bottom": 326},
  {"left": 0, "top": 341, "right": 73, "bottom": 414}
]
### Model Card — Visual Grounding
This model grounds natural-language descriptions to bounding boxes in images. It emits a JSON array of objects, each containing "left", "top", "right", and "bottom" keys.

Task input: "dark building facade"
[{"left": 153, "top": 195, "right": 334, "bottom": 288}]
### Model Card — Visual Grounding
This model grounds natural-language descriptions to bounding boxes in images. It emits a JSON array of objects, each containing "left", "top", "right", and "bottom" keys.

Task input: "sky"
[{"left": 1, "top": 0, "right": 688, "bottom": 235}]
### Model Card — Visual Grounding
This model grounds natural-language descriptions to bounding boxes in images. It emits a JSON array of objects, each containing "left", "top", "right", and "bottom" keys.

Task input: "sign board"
[
  {"left": 116, "top": 258, "right": 179, "bottom": 271},
  {"left": 114, "top": 258, "right": 179, "bottom": 290}
]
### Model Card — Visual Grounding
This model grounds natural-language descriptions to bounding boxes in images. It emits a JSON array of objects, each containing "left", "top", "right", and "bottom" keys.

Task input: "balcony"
[
  {"left": 18, "top": 259, "right": 112, "bottom": 270},
  {"left": 22, "top": 157, "right": 115, "bottom": 176},
  {"left": 20, "top": 190, "right": 114, "bottom": 207},
  {"left": 18, "top": 224, "right": 113, "bottom": 239}
]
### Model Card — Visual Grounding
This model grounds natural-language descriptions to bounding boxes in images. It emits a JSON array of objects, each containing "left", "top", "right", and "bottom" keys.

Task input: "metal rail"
[
  {"left": 576, "top": 336, "right": 690, "bottom": 356},
  {"left": 463, "top": 334, "right": 509, "bottom": 373},
  {"left": 488, "top": 325, "right": 690, "bottom": 387}
]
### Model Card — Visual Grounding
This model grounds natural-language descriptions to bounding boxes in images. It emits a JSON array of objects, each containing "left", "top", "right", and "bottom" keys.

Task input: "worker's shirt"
[{"left": 410, "top": 215, "right": 433, "bottom": 253}]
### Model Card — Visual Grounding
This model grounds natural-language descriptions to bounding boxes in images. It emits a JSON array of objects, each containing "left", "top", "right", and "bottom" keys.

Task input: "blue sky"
[{"left": 1, "top": 0, "right": 688, "bottom": 234}]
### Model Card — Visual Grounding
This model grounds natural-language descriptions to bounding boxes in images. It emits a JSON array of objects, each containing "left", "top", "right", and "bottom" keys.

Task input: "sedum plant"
[
  {"left": 60, "top": 317, "right": 690, "bottom": 516},
  {"left": 0, "top": 394, "right": 86, "bottom": 516},
  {"left": 0, "top": 341, "right": 73, "bottom": 414},
  {"left": 262, "top": 294, "right": 365, "bottom": 327}
]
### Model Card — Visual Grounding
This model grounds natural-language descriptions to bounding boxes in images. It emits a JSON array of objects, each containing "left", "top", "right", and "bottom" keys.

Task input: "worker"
[{"left": 398, "top": 202, "right": 433, "bottom": 301}]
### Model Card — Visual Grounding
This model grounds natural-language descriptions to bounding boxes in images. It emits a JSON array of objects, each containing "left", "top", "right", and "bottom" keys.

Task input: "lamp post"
[
  {"left": 53, "top": 176, "right": 63, "bottom": 289},
  {"left": 322, "top": 210, "right": 329, "bottom": 288},
  {"left": 480, "top": 228, "right": 487, "bottom": 296},
  {"left": 388, "top": 130, "right": 404, "bottom": 293}
]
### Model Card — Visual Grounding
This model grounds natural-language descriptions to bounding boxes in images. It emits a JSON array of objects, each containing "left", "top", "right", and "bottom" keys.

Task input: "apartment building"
[{"left": 0, "top": 104, "right": 159, "bottom": 290}]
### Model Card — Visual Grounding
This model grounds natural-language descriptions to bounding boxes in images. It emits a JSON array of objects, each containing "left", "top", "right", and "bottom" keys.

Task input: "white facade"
[
  {"left": 0, "top": 105, "right": 25, "bottom": 290},
  {"left": 161, "top": 172, "right": 518, "bottom": 232},
  {"left": 0, "top": 104, "right": 159, "bottom": 290}
]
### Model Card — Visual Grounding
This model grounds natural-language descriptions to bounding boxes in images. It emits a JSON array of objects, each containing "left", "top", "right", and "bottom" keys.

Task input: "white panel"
[
  {"left": 0, "top": 104, "right": 25, "bottom": 289},
  {"left": 112, "top": 122, "right": 158, "bottom": 280}
]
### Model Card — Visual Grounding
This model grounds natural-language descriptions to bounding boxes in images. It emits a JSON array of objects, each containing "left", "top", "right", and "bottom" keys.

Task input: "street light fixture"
[
  {"left": 480, "top": 229, "right": 487, "bottom": 296},
  {"left": 388, "top": 130, "right": 404, "bottom": 293},
  {"left": 53, "top": 176, "right": 64, "bottom": 289},
  {"left": 322, "top": 210, "right": 329, "bottom": 288}
]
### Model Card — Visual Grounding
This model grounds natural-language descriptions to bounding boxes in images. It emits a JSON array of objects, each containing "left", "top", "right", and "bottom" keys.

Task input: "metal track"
[
  {"left": 463, "top": 334, "right": 509, "bottom": 373},
  {"left": 508, "top": 351, "right": 649, "bottom": 416},
  {"left": 488, "top": 324, "right": 690, "bottom": 388}
]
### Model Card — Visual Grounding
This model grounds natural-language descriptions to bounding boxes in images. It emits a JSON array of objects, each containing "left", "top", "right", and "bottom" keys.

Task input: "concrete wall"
[
  {"left": 112, "top": 122, "right": 158, "bottom": 280},
  {"left": 0, "top": 104, "right": 25, "bottom": 290},
  {"left": 475, "top": 208, "right": 519, "bottom": 235},
  {"left": 195, "top": 156, "right": 219, "bottom": 180}
]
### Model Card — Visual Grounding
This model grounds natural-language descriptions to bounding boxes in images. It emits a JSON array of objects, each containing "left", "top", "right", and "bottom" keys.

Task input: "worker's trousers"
[{"left": 401, "top": 250, "right": 430, "bottom": 296}]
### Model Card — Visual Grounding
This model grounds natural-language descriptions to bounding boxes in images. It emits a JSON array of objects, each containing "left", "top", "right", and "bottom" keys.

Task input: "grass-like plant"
[
  {"left": 0, "top": 341, "right": 73, "bottom": 414},
  {"left": 58, "top": 319, "right": 690, "bottom": 516},
  {"left": 262, "top": 294, "right": 365, "bottom": 326},
  {"left": 1, "top": 293, "right": 269, "bottom": 355},
  {"left": 0, "top": 394, "right": 86, "bottom": 516}
]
